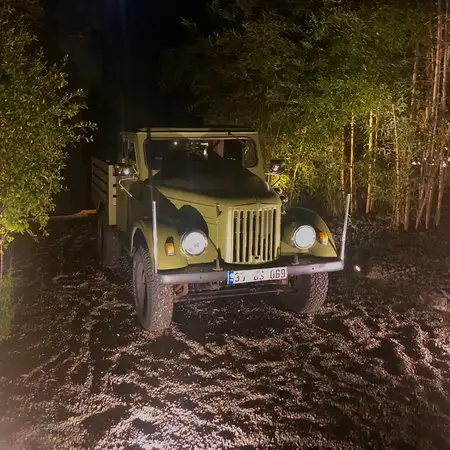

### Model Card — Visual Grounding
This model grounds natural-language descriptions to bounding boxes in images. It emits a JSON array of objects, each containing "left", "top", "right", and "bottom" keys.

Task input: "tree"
[
  {"left": 164, "top": 0, "right": 448, "bottom": 226},
  {"left": 164, "top": 1, "right": 431, "bottom": 212},
  {"left": 0, "top": 3, "right": 92, "bottom": 278}
]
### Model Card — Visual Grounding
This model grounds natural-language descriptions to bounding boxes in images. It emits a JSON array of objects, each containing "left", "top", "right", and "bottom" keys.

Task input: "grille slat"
[
  {"left": 268, "top": 209, "right": 273, "bottom": 260},
  {"left": 235, "top": 212, "right": 241, "bottom": 263},
  {"left": 243, "top": 212, "right": 248, "bottom": 263},
  {"left": 248, "top": 210, "right": 254, "bottom": 263},
  {"left": 272, "top": 209, "right": 275, "bottom": 259},
  {"left": 261, "top": 210, "right": 266, "bottom": 261},
  {"left": 231, "top": 206, "right": 278, "bottom": 264},
  {"left": 255, "top": 211, "right": 260, "bottom": 260}
]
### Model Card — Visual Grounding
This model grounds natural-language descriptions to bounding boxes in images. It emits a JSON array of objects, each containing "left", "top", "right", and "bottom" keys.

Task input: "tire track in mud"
[{"left": 0, "top": 217, "right": 449, "bottom": 449}]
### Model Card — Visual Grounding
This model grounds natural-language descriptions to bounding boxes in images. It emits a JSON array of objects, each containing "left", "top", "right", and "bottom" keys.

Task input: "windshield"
[{"left": 144, "top": 138, "right": 257, "bottom": 178}]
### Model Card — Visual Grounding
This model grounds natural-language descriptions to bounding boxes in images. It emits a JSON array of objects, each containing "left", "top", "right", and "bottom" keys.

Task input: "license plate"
[{"left": 227, "top": 267, "right": 288, "bottom": 285}]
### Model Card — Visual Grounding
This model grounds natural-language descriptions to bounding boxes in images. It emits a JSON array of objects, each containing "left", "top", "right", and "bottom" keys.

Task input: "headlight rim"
[
  {"left": 180, "top": 230, "right": 208, "bottom": 257},
  {"left": 292, "top": 224, "right": 316, "bottom": 250}
]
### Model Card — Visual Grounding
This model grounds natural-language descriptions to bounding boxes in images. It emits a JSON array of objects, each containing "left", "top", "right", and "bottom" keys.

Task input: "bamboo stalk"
[
  {"left": 435, "top": 149, "right": 447, "bottom": 226},
  {"left": 416, "top": 183, "right": 428, "bottom": 229},
  {"left": 340, "top": 127, "right": 346, "bottom": 202},
  {"left": 0, "top": 239, "right": 3, "bottom": 282},
  {"left": 392, "top": 104, "right": 401, "bottom": 228},
  {"left": 418, "top": 3, "right": 444, "bottom": 229},
  {"left": 411, "top": 44, "right": 419, "bottom": 116},
  {"left": 432, "top": 1, "right": 443, "bottom": 122},
  {"left": 427, "top": 1, "right": 444, "bottom": 227},
  {"left": 404, "top": 137, "right": 412, "bottom": 231},
  {"left": 370, "top": 112, "right": 379, "bottom": 212},
  {"left": 404, "top": 176, "right": 411, "bottom": 230},
  {"left": 425, "top": 180, "right": 435, "bottom": 229},
  {"left": 441, "top": 0, "right": 449, "bottom": 113},
  {"left": 419, "top": 20, "right": 436, "bottom": 219},
  {"left": 366, "top": 111, "right": 374, "bottom": 214},
  {"left": 289, "top": 161, "right": 300, "bottom": 205},
  {"left": 350, "top": 113, "right": 355, "bottom": 212},
  {"left": 405, "top": 45, "right": 420, "bottom": 231},
  {"left": 417, "top": 151, "right": 434, "bottom": 230},
  {"left": 416, "top": 143, "right": 427, "bottom": 229},
  {"left": 430, "top": 19, "right": 436, "bottom": 77},
  {"left": 417, "top": 160, "right": 441, "bottom": 229},
  {"left": 435, "top": 0, "right": 449, "bottom": 226}
]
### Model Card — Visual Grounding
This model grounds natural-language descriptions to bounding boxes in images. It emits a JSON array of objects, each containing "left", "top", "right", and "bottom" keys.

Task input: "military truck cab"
[{"left": 92, "top": 127, "right": 349, "bottom": 332}]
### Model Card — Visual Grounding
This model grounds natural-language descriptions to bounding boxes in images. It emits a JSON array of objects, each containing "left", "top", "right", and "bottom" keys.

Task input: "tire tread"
[
  {"left": 302, "top": 272, "right": 329, "bottom": 314},
  {"left": 281, "top": 272, "right": 329, "bottom": 314},
  {"left": 133, "top": 246, "right": 174, "bottom": 332}
]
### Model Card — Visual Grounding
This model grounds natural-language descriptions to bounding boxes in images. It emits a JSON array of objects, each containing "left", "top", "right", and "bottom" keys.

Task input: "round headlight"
[
  {"left": 181, "top": 231, "right": 208, "bottom": 256},
  {"left": 292, "top": 225, "right": 316, "bottom": 249}
]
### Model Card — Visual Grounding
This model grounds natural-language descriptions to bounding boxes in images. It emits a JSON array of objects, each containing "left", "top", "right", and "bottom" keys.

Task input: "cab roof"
[
  {"left": 120, "top": 127, "right": 258, "bottom": 140},
  {"left": 137, "top": 126, "right": 256, "bottom": 133}
]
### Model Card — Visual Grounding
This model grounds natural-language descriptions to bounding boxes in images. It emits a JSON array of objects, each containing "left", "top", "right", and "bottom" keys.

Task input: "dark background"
[{"left": 42, "top": 0, "right": 207, "bottom": 214}]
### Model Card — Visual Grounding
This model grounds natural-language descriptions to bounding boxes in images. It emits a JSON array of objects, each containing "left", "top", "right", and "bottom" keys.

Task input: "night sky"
[
  {"left": 43, "top": 0, "right": 208, "bottom": 213},
  {"left": 44, "top": 0, "right": 208, "bottom": 130}
]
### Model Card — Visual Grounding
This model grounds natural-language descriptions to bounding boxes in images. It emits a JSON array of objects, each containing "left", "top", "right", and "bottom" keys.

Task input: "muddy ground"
[{"left": 0, "top": 205, "right": 449, "bottom": 449}]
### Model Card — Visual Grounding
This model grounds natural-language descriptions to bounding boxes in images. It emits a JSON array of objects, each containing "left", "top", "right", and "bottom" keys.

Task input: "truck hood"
[{"left": 154, "top": 171, "right": 278, "bottom": 203}]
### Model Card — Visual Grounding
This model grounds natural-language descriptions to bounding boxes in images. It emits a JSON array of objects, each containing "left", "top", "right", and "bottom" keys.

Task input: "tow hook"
[{"left": 213, "top": 257, "right": 223, "bottom": 271}]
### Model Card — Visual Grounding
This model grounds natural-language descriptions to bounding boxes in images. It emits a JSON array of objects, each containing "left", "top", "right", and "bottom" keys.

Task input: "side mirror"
[{"left": 269, "top": 159, "right": 284, "bottom": 174}]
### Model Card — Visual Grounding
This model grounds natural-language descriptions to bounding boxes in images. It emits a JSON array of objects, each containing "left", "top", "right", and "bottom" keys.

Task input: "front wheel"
[
  {"left": 132, "top": 246, "right": 174, "bottom": 333},
  {"left": 280, "top": 272, "right": 329, "bottom": 314}
]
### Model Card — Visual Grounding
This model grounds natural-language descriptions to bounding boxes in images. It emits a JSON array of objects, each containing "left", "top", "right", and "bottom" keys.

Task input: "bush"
[
  {"left": 0, "top": 5, "right": 93, "bottom": 255},
  {"left": 0, "top": 273, "right": 14, "bottom": 340}
]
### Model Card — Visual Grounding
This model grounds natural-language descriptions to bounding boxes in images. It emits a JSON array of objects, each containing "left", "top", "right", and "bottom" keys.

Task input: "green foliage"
[
  {"left": 164, "top": 0, "right": 438, "bottom": 218},
  {"left": 0, "top": 4, "right": 93, "bottom": 253},
  {"left": 0, "top": 272, "right": 14, "bottom": 340}
]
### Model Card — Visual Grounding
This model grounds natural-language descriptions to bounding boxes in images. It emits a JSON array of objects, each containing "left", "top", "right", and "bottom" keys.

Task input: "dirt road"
[{"left": 0, "top": 212, "right": 449, "bottom": 449}]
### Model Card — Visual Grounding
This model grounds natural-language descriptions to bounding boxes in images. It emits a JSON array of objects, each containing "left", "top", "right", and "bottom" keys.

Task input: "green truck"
[{"left": 92, "top": 127, "right": 350, "bottom": 332}]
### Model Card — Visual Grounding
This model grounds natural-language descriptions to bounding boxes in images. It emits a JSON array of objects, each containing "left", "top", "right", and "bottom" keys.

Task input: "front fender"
[
  {"left": 281, "top": 207, "right": 338, "bottom": 258},
  {"left": 131, "top": 220, "right": 218, "bottom": 271}
]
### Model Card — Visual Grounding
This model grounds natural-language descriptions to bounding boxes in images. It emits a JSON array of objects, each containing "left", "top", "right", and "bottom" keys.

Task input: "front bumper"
[{"left": 159, "top": 258, "right": 344, "bottom": 285}]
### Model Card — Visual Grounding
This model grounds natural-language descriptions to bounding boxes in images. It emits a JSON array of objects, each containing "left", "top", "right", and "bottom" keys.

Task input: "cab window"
[{"left": 144, "top": 137, "right": 257, "bottom": 174}]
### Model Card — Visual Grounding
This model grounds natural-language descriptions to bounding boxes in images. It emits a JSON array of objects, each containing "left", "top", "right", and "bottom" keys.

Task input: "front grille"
[{"left": 230, "top": 207, "right": 279, "bottom": 264}]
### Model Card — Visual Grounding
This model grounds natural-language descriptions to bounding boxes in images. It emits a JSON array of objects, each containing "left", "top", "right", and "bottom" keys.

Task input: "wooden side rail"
[{"left": 91, "top": 157, "right": 117, "bottom": 226}]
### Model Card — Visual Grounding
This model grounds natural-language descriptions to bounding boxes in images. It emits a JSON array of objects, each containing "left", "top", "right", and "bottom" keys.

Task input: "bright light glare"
[
  {"left": 292, "top": 225, "right": 316, "bottom": 249},
  {"left": 181, "top": 231, "right": 208, "bottom": 256}
]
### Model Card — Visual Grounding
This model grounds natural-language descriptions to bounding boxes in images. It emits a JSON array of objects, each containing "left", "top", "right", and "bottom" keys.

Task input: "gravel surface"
[{"left": 0, "top": 203, "right": 449, "bottom": 450}]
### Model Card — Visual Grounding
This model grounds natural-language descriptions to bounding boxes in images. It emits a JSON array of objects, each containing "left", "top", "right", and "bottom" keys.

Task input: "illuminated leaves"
[
  {"left": 164, "top": 0, "right": 437, "bottom": 216},
  {"left": 0, "top": 5, "right": 94, "bottom": 250}
]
